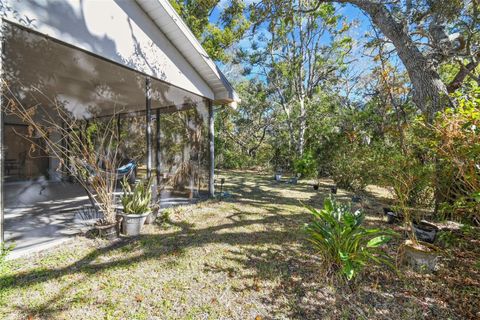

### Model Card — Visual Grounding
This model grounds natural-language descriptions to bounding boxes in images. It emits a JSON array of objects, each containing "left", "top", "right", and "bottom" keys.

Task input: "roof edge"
[{"left": 136, "top": 0, "right": 240, "bottom": 107}]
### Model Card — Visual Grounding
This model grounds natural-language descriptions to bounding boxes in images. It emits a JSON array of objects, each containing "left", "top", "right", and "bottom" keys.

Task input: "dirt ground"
[{"left": 1, "top": 170, "right": 479, "bottom": 319}]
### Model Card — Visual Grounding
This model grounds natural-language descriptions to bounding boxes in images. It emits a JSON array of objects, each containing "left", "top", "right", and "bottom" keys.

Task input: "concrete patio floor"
[
  {"left": 4, "top": 180, "right": 202, "bottom": 259},
  {"left": 5, "top": 181, "right": 91, "bottom": 259}
]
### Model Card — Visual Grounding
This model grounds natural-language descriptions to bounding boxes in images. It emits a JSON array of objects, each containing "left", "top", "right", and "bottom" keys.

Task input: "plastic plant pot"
[
  {"left": 118, "top": 212, "right": 150, "bottom": 236},
  {"left": 413, "top": 222, "right": 438, "bottom": 243}
]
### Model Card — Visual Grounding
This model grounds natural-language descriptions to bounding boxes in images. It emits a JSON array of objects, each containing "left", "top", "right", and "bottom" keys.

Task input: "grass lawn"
[{"left": 1, "top": 171, "right": 479, "bottom": 319}]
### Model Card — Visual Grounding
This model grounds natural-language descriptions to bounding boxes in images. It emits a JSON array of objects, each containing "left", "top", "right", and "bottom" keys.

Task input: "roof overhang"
[
  {"left": 2, "top": 22, "right": 209, "bottom": 119},
  {"left": 136, "top": 0, "right": 240, "bottom": 108}
]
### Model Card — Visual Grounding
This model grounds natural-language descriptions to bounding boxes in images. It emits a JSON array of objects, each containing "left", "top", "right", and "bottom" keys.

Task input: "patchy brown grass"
[{"left": 1, "top": 170, "right": 479, "bottom": 319}]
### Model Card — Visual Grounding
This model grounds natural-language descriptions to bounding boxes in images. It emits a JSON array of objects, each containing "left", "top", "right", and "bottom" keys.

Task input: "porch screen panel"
[{"left": 156, "top": 100, "right": 209, "bottom": 199}]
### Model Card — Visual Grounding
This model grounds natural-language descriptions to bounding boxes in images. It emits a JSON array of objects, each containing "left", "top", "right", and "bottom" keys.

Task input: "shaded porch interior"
[{"left": 2, "top": 22, "right": 212, "bottom": 256}]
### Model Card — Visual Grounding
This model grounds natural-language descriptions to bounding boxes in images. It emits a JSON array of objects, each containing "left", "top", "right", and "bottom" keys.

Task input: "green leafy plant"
[
  {"left": 158, "top": 209, "right": 171, "bottom": 227},
  {"left": 328, "top": 138, "right": 383, "bottom": 192},
  {"left": 436, "top": 230, "right": 459, "bottom": 248},
  {"left": 121, "top": 177, "right": 153, "bottom": 214},
  {"left": 427, "top": 87, "right": 480, "bottom": 224},
  {"left": 293, "top": 151, "right": 318, "bottom": 178},
  {"left": 305, "top": 196, "right": 396, "bottom": 282}
]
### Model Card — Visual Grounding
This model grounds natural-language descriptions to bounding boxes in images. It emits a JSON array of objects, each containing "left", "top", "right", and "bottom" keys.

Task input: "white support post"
[
  {"left": 155, "top": 108, "right": 161, "bottom": 187},
  {"left": 145, "top": 77, "right": 152, "bottom": 179},
  {"left": 208, "top": 100, "right": 214, "bottom": 197}
]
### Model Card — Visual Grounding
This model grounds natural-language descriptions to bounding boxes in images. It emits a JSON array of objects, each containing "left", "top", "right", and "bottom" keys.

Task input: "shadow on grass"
[
  {"left": 1, "top": 171, "right": 461, "bottom": 319},
  {"left": 1, "top": 207, "right": 314, "bottom": 317}
]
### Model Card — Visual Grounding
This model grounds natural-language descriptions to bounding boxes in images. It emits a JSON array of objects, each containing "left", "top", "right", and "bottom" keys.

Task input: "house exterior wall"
[
  {"left": 2, "top": 0, "right": 215, "bottom": 100},
  {"left": 0, "top": 0, "right": 219, "bottom": 246}
]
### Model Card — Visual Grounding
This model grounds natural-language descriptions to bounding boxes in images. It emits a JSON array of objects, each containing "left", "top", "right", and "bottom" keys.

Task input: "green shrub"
[
  {"left": 293, "top": 151, "right": 318, "bottom": 178},
  {"left": 429, "top": 87, "right": 480, "bottom": 224},
  {"left": 437, "top": 230, "right": 459, "bottom": 248},
  {"left": 305, "top": 196, "right": 396, "bottom": 282},
  {"left": 160, "top": 209, "right": 171, "bottom": 224},
  {"left": 328, "top": 140, "right": 382, "bottom": 192},
  {"left": 329, "top": 151, "right": 368, "bottom": 191},
  {"left": 382, "top": 149, "right": 434, "bottom": 229}
]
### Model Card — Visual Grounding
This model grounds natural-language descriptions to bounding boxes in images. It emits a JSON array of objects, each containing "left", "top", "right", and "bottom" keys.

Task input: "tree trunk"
[
  {"left": 297, "top": 0, "right": 306, "bottom": 157},
  {"left": 287, "top": 118, "right": 296, "bottom": 156},
  {"left": 348, "top": 0, "right": 450, "bottom": 120},
  {"left": 280, "top": 102, "right": 296, "bottom": 155},
  {"left": 298, "top": 96, "right": 306, "bottom": 156}
]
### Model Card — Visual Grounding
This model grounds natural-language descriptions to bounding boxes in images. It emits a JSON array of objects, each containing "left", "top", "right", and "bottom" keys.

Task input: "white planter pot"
[{"left": 118, "top": 212, "right": 150, "bottom": 236}]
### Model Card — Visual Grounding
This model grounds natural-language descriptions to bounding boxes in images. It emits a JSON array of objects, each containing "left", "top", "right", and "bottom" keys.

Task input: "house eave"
[{"left": 135, "top": 0, "right": 240, "bottom": 106}]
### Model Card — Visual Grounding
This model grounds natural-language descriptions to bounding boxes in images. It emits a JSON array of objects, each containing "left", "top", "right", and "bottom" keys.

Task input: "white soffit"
[{"left": 136, "top": 0, "right": 240, "bottom": 107}]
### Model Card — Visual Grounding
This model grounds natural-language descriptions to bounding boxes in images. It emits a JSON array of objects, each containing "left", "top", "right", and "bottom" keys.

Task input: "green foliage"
[
  {"left": 160, "top": 209, "right": 171, "bottom": 223},
  {"left": 436, "top": 231, "right": 459, "bottom": 248},
  {"left": 305, "top": 197, "right": 396, "bottom": 282},
  {"left": 169, "top": 0, "right": 249, "bottom": 62},
  {"left": 429, "top": 87, "right": 480, "bottom": 224},
  {"left": 382, "top": 146, "right": 434, "bottom": 209},
  {"left": 327, "top": 138, "right": 387, "bottom": 192},
  {"left": 460, "top": 223, "right": 479, "bottom": 239},
  {"left": 121, "top": 178, "right": 153, "bottom": 215},
  {"left": 293, "top": 151, "right": 317, "bottom": 178},
  {"left": 215, "top": 80, "right": 274, "bottom": 170}
]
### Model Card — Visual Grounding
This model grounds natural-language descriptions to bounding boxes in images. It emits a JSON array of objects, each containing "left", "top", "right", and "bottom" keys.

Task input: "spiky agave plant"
[
  {"left": 121, "top": 177, "right": 153, "bottom": 215},
  {"left": 305, "top": 196, "right": 396, "bottom": 282}
]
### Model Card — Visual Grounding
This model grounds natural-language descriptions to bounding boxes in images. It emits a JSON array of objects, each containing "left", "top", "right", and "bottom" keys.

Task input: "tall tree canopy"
[
  {"left": 169, "top": 0, "right": 250, "bottom": 62},
  {"left": 253, "top": 0, "right": 479, "bottom": 119},
  {"left": 240, "top": 1, "right": 352, "bottom": 157}
]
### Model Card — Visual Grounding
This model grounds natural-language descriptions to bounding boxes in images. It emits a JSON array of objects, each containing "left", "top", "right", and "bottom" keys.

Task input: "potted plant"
[
  {"left": 118, "top": 177, "right": 153, "bottom": 236},
  {"left": 400, "top": 239, "right": 441, "bottom": 271},
  {"left": 386, "top": 152, "right": 440, "bottom": 271},
  {"left": 412, "top": 220, "right": 439, "bottom": 243},
  {"left": 96, "top": 218, "right": 119, "bottom": 240}
]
